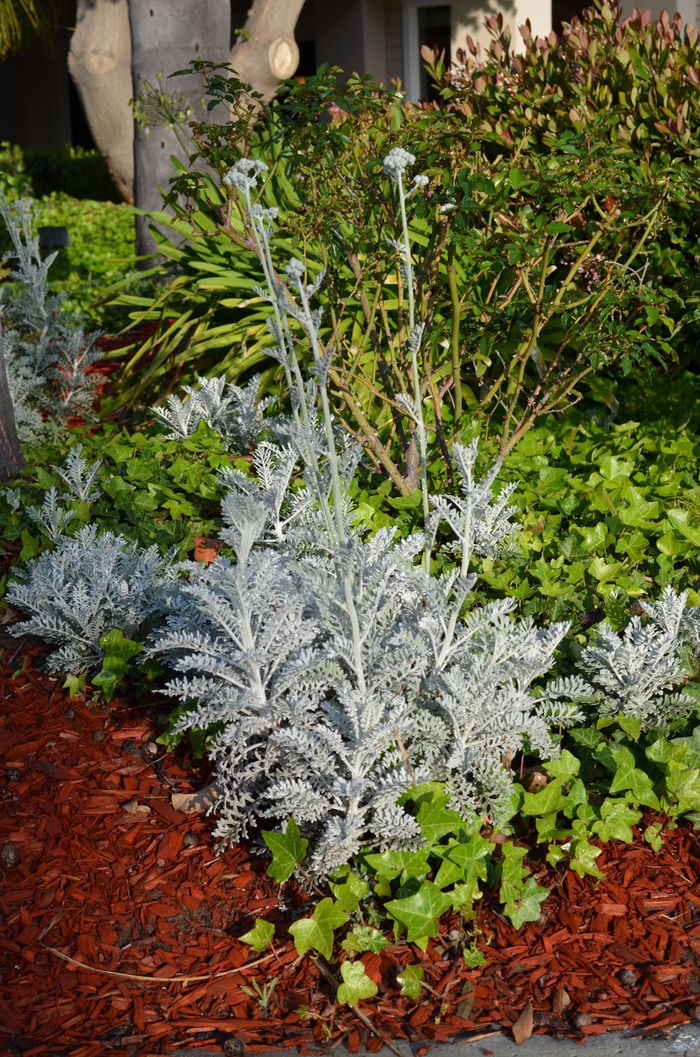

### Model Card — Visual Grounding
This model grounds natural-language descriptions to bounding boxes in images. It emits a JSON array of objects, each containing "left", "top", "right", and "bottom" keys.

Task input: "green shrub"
[
  {"left": 0, "top": 141, "right": 31, "bottom": 202},
  {"left": 31, "top": 193, "right": 136, "bottom": 323},
  {"left": 426, "top": 2, "right": 700, "bottom": 160},
  {"left": 108, "top": 63, "right": 693, "bottom": 495}
]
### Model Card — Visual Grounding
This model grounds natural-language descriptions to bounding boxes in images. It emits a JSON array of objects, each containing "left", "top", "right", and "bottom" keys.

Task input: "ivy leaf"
[
  {"left": 340, "top": 926, "right": 390, "bottom": 956},
  {"left": 288, "top": 898, "right": 348, "bottom": 960},
  {"left": 396, "top": 964, "right": 424, "bottom": 999},
  {"left": 20, "top": 529, "right": 40, "bottom": 562},
  {"left": 463, "top": 944, "right": 487, "bottom": 968},
  {"left": 618, "top": 716, "right": 641, "bottom": 741},
  {"left": 609, "top": 746, "right": 660, "bottom": 808},
  {"left": 499, "top": 842, "right": 548, "bottom": 928},
  {"left": 546, "top": 844, "right": 568, "bottom": 867},
  {"left": 100, "top": 628, "right": 143, "bottom": 661},
  {"left": 329, "top": 871, "right": 369, "bottom": 912},
  {"left": 591, "top": 798, "right": 641, "bottom": 843},
  {"left": 239, "top": 918, "right": 275, "bottom": 952},
  {"left": 442, "top": 832, "right": 491, "bottom": 905},
  {"left": 521, "top": 777, "right": 568, "bottom": 816},
  {"left": 415, "top": 791, "right": 465, "bottom": 846},
  {"left": 666, "top": 763, "right": 700, "bottom": 813},
  {"left": 92, "top": 629, "right": 143, "bottom": 702},
  {"left": 561, "top": 778, "right": 587, "bottom": 818},
  {"left": 63, "top": 673, "right": 87, "bottom": 700},
  {"left": 385, "top": 881, "right": 452, "bottom": 947},
  {"left": 570, "top": 838, "right": 606, "bottom": 880},
  {"left": 646, "top": 736, "right": 686, "bottom": 766},
  {"left": 535, "top": 812, "right": 571, "bottom": 842},
  {"left": 364, "top": 849, "right": 430, "bottom": 882},
  {"left": 433, "top": 856, "right": 465, "bottom": 889},
  {"left": 337, "top": 960, "right": 378, "bottom": 1007},
  {"left": 503, "top": 876, "right": 549, "bottom": 930},
  {"left": 644, "top": 822, "right": 664, "bottom": 852},
  {"left": 499, "top": 842, "right": 529, "bottom": 896},
  {"left": 262, "top": 817, "right": 308, "bottom": 883},
  {"left": 543, "top": 749, "right": 580, "bottom": 780}
]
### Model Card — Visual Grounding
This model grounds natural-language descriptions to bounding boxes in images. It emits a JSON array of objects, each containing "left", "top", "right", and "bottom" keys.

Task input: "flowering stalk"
[
  {"left": 284, "top": 259, "right": 366, "bottom": 691},
  {"left": 223, "top": 160, "right": 336, "bottom": 544},
  {"left": 383, "top": 149, "right": 431, "bottom": 572},
  {"left": 224, "top": 159, "right": 365, "bottom": 685}
]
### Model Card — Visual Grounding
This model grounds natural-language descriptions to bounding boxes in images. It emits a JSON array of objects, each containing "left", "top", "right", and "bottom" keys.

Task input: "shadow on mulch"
[{"left": 1, "top": 641, "right": 700, "bottom": 1057}]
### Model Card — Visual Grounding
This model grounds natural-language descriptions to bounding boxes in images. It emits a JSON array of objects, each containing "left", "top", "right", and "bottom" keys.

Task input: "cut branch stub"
[{"left": 230, "top": 0, "right": 305, "bottom": 101}]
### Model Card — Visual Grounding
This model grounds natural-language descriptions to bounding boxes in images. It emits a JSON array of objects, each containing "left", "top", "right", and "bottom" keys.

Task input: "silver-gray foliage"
[
  {"left": 54, "top": 443, "right": 103, "bottom": 504},
  {"left": 577, "top": 585, "right": 700, "bottom": 729},
  {"left": 0, "top": 195, "right": 102, "bottom": 442},
  {"left": 7, "top": 525, "right": 172, "bottom": 674},
  {"left": 151, "top": 156, "right": 585, "bottom": 876},
  {"left": 151, "top": 373, "right": 272, "bottom": 450}
]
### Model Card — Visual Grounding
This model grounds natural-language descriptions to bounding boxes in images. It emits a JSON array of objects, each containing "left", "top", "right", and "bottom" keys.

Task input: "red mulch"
[{"left": 1, "top": 645, "right": 700, "bottom": 1056}]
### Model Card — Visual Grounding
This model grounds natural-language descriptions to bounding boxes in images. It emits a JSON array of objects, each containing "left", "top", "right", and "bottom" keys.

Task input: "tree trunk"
[
  {"left": 0, "top": 325, "right": 26, "bottom": 482},
  {"left": 230, "top": 0, "right": 306, "bottom": 100},
  {"left": 66, "top": 0, "right": 306, "bottom": 210},
  {"left": 68, "top": 0, "right": 134, "bottom": 203},
  {"left": 128, "top": 0, "right": 231, "bottom": 262}
]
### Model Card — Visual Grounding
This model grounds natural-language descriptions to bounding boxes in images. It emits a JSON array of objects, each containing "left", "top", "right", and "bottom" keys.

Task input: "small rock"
[
  {"left": 1, "top": 843, "right": 19, "bottom": 868},
  {"left": 682, "top": 949, "right": 696, "bottom": 964},
  {"left": 689, "top": 1005, "right": 700, "bottom": 1023},
  {"left": 618, "top": 968, "right": 638, "bottom": 988},
  {"left": 5, "top": 768, "right": 21, "bottom": 782},
  {"left": 142, "top": 741, "right": 159, "bottom": 757},
  {"left": 121, "top": 739, "right": 143, "bottom": 760},
  {"left": 183, "top": 831, "right": 200, "bottom": 848},
  {"left": 689, "top": 972, "right": 700, "bottom": 995},
  {"left": 92, "top": 730, "right": 107, "bottom": 743},
  {"left": 224, "top": 1038, "right": 247, "bottom": 1056},
  {"left": 65, "top": 708, "right": 75, "bottom": 721},
  {"left": 574, "top": 1013, "right": 593, "bottom": 1028}
]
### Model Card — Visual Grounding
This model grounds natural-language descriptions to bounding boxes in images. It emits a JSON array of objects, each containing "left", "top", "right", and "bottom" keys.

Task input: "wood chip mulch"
[{"left": 2, "top": 644, "right": 700, "bottom": 1057}]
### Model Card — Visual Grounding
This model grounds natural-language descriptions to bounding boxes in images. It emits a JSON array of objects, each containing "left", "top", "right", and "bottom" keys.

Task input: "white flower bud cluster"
[
  {"left": 223, "top": 158, "right": 269, "bottom": 195},
  {"left": 382, "top": 149, "right": 429, "bottom": 199},
  {"left": 382, "top": 147, "right": 415, "bottom": 182}
]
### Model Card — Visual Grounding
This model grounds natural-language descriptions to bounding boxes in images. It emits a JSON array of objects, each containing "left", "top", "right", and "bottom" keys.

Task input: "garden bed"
[{"left": 1, "top": 644, "right": 700, "bottom": 1057}]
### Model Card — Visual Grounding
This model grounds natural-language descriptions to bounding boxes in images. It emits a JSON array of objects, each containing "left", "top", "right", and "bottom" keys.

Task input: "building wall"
[
  {"left": 315, "top": 0, "right": 386, "bottom": 83},
  {"left": 451, "top": 0, "right": 551, "bottom": 60},
  {"left": 647, "top": 0, "right": 698, "bottom": 22},
  {"left": 385, "top": 0, "right": 404, "bottom": 86}
]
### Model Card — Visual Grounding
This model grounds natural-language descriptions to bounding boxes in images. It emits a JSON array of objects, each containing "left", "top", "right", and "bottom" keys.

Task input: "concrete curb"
[{"left": 171, "top": 1024, "right": 700, "bottom": 1057}]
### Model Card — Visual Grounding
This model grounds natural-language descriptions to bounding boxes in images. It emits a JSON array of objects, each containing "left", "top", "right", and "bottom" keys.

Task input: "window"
[
  {"left": 552, "top": 1, "right": 587, "bottom": 35},
  {"left": 418, "top": 6, "right": 451, "bottom": 102},
  {"left": 403, "top": 0, "right": 452, "bottom": 103}
]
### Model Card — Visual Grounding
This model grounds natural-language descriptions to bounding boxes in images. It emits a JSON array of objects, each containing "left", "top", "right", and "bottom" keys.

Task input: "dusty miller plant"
[
  {"left": 0, "top": 195, "right": 102, "bottom": 440},
  {"left": 153, "top": 154, "right": 586, "bottom": 876},
  {"left": 151, "top": 372, "right": 272, "bottom": 449},
  {"left": 576, "top": 586, "right": 700, "bottom": 730},
  {"left": 7, "top": 525, "right": 172, "bottom": 674}
]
